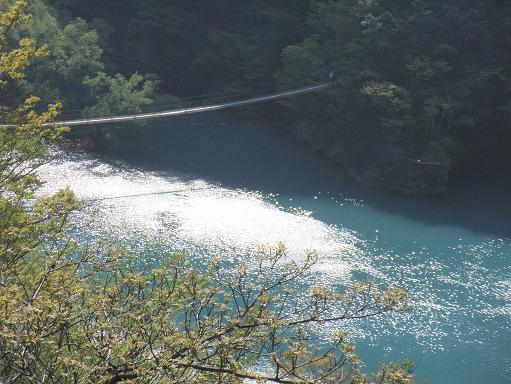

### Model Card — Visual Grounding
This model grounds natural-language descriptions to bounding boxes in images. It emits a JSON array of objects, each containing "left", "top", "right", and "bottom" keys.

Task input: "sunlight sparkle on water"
[
  {"left": 37, "top": 150, "right": 511, "bottom": 383},
  {"left": 38, "top": 151, "right": 371, "bottom": 281}
]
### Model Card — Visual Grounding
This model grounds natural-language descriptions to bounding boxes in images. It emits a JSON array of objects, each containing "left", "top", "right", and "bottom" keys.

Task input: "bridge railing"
[{"left": 3, "top": 80, "right": 337, "bottom": 128}]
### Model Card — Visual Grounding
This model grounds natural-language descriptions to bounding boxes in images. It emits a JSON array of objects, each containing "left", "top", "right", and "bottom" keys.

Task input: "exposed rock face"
[
  {"left": 294, "top": 124, "right": 449, "bottom": 196},
  {"left": 346, "top": 158, "right": 449, "bottom": 196},
  {"left": 402, "top": 160, "right": 449, "bottom": 195}
]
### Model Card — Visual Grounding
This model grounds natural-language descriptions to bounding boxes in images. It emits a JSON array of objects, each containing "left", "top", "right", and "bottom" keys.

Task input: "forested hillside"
[
  {"left": 278, "top": 1, "right": 511, "bottom": 194},
  {"left": 6, "top": 0, "right": 511, "bottom": 194}
]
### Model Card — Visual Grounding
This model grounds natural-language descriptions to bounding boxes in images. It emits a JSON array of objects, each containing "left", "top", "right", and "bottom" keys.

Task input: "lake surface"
[{"left": 38, "top": 113, "right": 511, "bottom": 384}]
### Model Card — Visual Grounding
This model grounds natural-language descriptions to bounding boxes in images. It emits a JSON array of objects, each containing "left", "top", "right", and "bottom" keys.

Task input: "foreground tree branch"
[{"left": 0, "top": 3, "right": 415, "bottom": 384}]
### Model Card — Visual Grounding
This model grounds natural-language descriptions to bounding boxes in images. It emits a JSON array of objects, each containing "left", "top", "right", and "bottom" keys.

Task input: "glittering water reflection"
[
  {"left": 37, "top": 141, "right": 511, "bottom": 384},
  {"left": 38, "top": 151, "right": 372, "bottom": 283}
]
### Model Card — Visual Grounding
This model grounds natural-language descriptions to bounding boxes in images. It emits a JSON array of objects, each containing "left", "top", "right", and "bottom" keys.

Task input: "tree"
[
  {"left": 82, "top": 71, "right": 157, "bottom": 118},
  {"left": 1, "top": 2, "right": 415, "bottom": 383},
  {"left": 277, "top": 0, "right": 511, "bottom": 194},
  {"left": 3, "top": 0, "right": 158, "bottom": 128},
  {"left": 7, "top": 0, "right": 104, "bottom": 108}
]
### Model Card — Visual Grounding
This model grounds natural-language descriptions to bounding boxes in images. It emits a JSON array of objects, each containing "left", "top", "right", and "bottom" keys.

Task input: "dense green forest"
[{"left": 4, "top": 0, "right": 511, "bottom": 194}]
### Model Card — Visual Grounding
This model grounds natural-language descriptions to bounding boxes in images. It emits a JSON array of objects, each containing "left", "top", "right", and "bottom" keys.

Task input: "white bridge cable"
[
  {"left": 46, "top": 81, "right": 337, "bottom": 128},
  {"left": 57, "top": 83, "right": 283, "bottom": 121},
  {"left": 58, "top": 79, "right": 282, "bottom": 115}
]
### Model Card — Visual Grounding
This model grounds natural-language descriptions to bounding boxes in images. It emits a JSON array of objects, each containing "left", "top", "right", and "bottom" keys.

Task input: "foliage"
[
  {"left": 5, "top": 0, "right": 511, "bottom": 191},
  {"left": 81, "top": 71, "right": 157, "bottom": 118},
  {"left": 1, "top": 0, "right": 156, "bottom": 127},
  {"left": 47, "top": 0, "right": 312, "bottom": 96},
  {"left": 277, "top": 0, "right": 511, "bottom": 192},
  {"left": 1, "top": 3, "right": 414, "bottom": 383}
]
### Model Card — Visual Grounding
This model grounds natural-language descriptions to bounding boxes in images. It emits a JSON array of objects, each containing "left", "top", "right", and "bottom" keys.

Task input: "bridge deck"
[{"left": 31, "top": 81, "right": 336, "bottom": 128}]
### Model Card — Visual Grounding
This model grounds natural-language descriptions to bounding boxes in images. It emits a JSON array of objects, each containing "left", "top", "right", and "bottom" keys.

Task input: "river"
[{"left": 38, "top": 112, "right": 511, "bottom": 384}]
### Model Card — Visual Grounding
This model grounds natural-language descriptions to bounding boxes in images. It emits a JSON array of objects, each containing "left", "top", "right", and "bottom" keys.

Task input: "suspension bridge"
[{"left": 3, "top": 81, "right": 336, "bottom": 129}]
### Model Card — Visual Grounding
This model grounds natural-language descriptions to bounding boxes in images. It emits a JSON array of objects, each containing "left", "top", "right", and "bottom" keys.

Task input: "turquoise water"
[{"left": 40, "top": 113, "right": 511, "bottom": 383}]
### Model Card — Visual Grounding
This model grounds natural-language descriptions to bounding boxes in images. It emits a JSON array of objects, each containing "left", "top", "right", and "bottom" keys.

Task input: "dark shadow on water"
[{"left": 91, "top": 112, "right": 511, "bottom": 238}]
